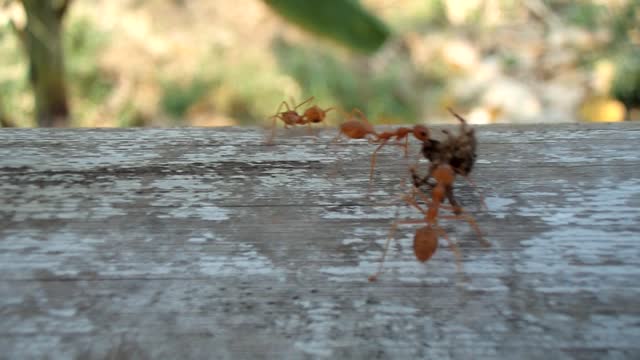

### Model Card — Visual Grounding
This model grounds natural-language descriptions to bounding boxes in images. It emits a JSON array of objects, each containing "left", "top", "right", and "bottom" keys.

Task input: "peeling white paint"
[
  {"left": 48, "top": 308, "right": 78, "bottom": 317},
  {"left": 158, "top": 205, "right": 230, "bottom": 221},
  {"left": 322, "top": 206, "right": 403, "bottom": 220},
  {"left": 321, "top": 230, "right": 471, "bottom": 283},
  {"left": 341, "top": 238, "right": 364, "bottom": 245},
  {"left": 187, "top": 231, "right": 218, "bottom": 243},
  {"left": 484, "top": 196, "right": 515, "bottom": 218},
  {"left": 198, "top": 243, "right": 284, "bottom": 279},
  {"left": 517, "top": 179, "right": 640, "bottom": 226}
]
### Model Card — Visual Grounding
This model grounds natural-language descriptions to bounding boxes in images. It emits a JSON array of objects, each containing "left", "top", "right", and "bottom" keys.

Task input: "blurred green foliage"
[
  {"left": 65, "top": 18, "right": 113, "bottom": 114},
  {"left": 161, "top": 78, "right": 211, "bottom": 120},
  {"left": 563, "top": 1, "right": 605, "bottom": 28},
  {"left": 273, "top": 39, "right": 421, "bottom": 122},
  {"left": 263, "top": 0, "right": 390, "bottom": 53},
  {"left": 612, "top": 48, "right": 640, "bottom": 112},
  {"left": 0, "top": 21, "right": 31, "bottom": 126},
  {"left": 553, "top": 0, "right": 640, "bottom": 108}
]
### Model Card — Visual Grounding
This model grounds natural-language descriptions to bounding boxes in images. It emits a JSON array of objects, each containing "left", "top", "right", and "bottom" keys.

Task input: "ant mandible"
[{"left": 368, "top": 163, "right": 488, "bottom": 282}]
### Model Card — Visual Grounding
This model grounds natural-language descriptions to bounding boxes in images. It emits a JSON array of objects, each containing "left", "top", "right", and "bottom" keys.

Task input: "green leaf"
[{"left": 263, "top": 0, "right": 390, "bottom": 53}]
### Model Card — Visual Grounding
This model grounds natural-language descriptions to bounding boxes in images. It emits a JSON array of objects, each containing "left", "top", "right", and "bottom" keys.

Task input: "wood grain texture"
[{"left": 1, "top": 123, "right": 640, "bottom": 359}]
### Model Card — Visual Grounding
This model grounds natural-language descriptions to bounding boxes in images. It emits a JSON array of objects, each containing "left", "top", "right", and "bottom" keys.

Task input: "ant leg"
[
  {"left": 401, "top": 192, "right": 430, "bottom": 217},
  {"left": 407, "top": 186, "right": 433, "bottom": 207},
  {"left": 368, "top": 218, "right": 427, "bottom": 282},
  {"left": 409, "top": 186, "right": 456, "bottom": 212},
  {"left": 319, "top": 117, "right": 331, "bottom": 139},
  {"left": 439, "top": 213, "right": 490, "bottom": 247},
  {"left": 294, "top": 96, "right": 315, "bottom": 110},
  {"left": 320, "top": 107, "right": 334, "bottom": 132},
  {"left": 266, "top": 115, "right": 280, "bottom": 145},
  {"left": 306, "top": 122, "right": 314, "bottom": 137},
  {"left": 330, "top": 133, "right": 344, "bottom": 144},
  {"left": 403, "top": 136, "right": 409, "bottom": 158},
  {"left": 409, "top": 160, "right": 435, "bottom": 193},
  {"left": 414, "top": 188, "right": 434, "bottom": 206},
  {"left": 351, "top": 108, "right": 370, "bottom": 123},
  {"left": 436, "top": 226, "right": 463, "bottom": 274},
  {"left": 369, "top": 139, "right": 389, "bottom": 185},
  {"left": 409, "top": 166, "right": 435, "bottom": 190},
  {"left": 274, "top": 100, "right": 292, "bottom": 117},
  {"left": 441, "top": 129, "right": 456, "bottom": 143},
  {"left": 445, "top": 185, "right": 462, "bottom": 211},
  {"left": 266, "top": 101, "right": 292, "bottom": 144},
  {"left": 404, "top": 189, "right": 456, "bottom": 225},
  {"left": 464, "top": 175, "right": 488, "bottom": 211},
  {"left": 447, "top": 107, "right": 468, "bottom": 125},
  {"left": 409, "top": 166, "right": 426, "bottom": 188},
  {"left": 368, "top": 219, "right": 397, "bottom": 282},
  {"left": 338, "top": 108, "right": 354, "bottom": 120}
]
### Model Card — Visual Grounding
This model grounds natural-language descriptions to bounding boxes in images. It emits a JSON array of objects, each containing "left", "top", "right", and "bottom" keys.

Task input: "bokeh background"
[{"left": 0, "top": 0, "right": 639, "bottom": 127}]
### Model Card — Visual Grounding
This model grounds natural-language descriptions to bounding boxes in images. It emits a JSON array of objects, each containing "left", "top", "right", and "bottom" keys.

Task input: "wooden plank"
[{"left": 1, "top": 123, "right": 640, "bottom": 359}]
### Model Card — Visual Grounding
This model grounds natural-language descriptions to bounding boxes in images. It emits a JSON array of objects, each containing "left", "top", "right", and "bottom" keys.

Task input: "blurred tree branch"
[
  {"left": 11, "top": 0, "right": 73, "bottom": 126},
  {"left": 0, "top": 94, "right": 16, "bottom": 127}
]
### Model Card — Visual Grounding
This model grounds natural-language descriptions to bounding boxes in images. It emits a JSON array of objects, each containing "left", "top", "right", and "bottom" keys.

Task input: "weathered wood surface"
[{"left": 1, "top": 123, "right": 640, "bottom": 359}]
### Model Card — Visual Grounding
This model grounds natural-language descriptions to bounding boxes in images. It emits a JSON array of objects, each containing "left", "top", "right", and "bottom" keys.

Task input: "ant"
[
  {"left": 332, "top": 109, "right": 432, "bottom": 184},
  {"left": 266, "top": 96, "right": 333, "bottom": 144},
  {"left": 368, "top": 163, "right": 488, "bottom": 282}
]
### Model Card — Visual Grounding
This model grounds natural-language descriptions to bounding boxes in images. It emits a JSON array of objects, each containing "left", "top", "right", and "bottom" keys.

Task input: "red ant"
[
  {"left": 266, "top": 96, "right": 333, "bottom": 144},
  {"left": 332, "top": 109, "right": 432, "bottom": 184},
  {"left": 368, "top": 163, "right": 488, "bottom": 282}
]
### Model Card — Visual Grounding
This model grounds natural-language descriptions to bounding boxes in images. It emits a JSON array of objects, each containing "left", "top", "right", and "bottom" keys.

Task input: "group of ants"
[{"left": 266, "top": 96, "right": 490, "bottom": 282}]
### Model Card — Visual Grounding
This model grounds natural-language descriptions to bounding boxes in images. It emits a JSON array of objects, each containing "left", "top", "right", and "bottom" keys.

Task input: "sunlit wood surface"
[{"left": 1, "top": 123, "right": 640, "bottom": 359}]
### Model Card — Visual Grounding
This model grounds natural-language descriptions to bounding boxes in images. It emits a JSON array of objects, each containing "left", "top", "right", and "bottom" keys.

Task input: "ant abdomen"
[{"left": 413, "top": 226, "right": 439, "bottom": 262}]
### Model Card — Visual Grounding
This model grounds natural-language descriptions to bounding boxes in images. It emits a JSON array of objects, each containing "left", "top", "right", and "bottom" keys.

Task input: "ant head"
[{"left": 413, "top": 125, "right": 430, "bottom": 141}]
